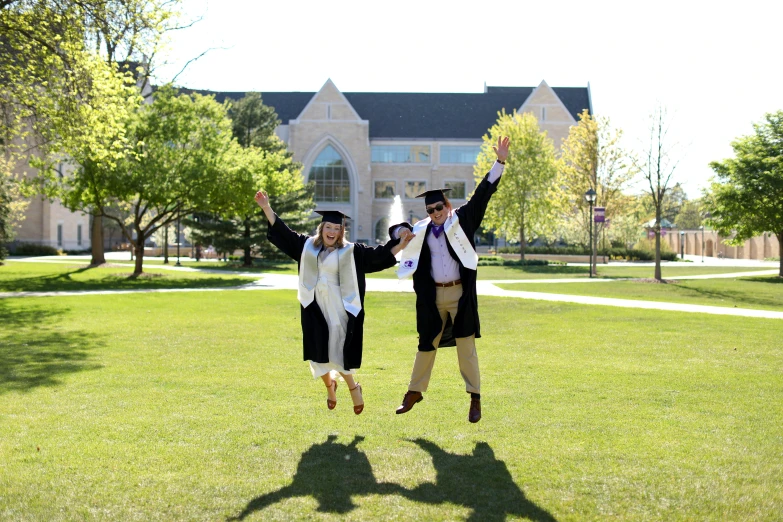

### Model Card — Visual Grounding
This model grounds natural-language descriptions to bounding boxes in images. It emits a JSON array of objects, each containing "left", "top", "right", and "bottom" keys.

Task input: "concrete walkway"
[{"left": 3, "top": 255, "right": 782, "bottom": 320}]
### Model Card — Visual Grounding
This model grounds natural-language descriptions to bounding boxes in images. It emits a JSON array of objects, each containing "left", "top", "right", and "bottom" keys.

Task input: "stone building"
[{"left": 205, "top": 79, "right": 592, "bottom": 244}]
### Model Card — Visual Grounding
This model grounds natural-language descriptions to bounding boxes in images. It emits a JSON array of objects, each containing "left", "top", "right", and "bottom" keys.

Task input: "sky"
[{"left": 154, "top": 0, "right": 783, "bottom": 199}]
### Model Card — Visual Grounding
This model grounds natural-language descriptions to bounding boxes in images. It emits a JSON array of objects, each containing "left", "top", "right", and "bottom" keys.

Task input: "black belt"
[{"left": 434, "top": 279, "right": 461, "bottom": 288}]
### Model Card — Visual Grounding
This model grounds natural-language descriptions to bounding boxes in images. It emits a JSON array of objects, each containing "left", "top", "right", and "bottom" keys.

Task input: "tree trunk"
[
  {"left": 519, "top": 222, "right": 526, "bottom": 260},
  {"left": 654, "top": 228, "right": 662, "bottom": 281},
  {"left": 163, "top": 227, "right": 169, "bottom": 264},
  {"left": 778, "top": 232, "right": 783, "bottom": 278},
  {"left": 243, "top": 218, "right": 252, "bottom": 267},
  {"left": 90, "top": 214, "right": 105, "bottom": 266},
  {"left": 133, "top": 232, "right": 145, "bottom": 275}
]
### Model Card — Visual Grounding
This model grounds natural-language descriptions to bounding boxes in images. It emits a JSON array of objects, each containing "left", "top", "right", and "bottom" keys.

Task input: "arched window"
[
  {"left": 309, "top": 145, "right": 350, "bottom": 202},
  {"left": 375, "top": 217, "right": 390, "bottom": 243}
]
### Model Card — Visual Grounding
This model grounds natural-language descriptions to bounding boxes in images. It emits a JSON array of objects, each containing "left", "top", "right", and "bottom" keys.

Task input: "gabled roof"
[{"left": 186, "top": 85, "right": 591, "bottom": 140}]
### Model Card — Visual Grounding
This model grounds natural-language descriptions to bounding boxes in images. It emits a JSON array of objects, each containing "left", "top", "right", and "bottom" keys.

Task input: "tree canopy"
[
  {"left": 98, "top": 86, "right": 246, "bottom": 274},
  {"left": 706, "top": 110, "right": 783, "bottom": 277},
  {"left": 475, "top": 110, "right": 558, "bottom": 259},
  {"left": 557, "top": 110, "right": 635, "bottom": 273}
]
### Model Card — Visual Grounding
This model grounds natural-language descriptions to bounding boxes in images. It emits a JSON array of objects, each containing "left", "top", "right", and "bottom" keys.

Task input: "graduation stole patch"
[
  {"left": 298, "top": 238, "right": 362, "bottom": 317},
  {"left": 396, "top": 213, "right": 478, "bottom": 280}
]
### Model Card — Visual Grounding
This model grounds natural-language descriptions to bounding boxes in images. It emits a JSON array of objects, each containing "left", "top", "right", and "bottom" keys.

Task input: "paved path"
[{"left": 3, "top": 256, "right": 782, "bottom": 319}]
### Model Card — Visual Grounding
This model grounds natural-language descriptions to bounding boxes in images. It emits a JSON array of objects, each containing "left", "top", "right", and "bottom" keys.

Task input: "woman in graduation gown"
[{"left": 255, "top": 190, "right": 413, "bottom": 414}]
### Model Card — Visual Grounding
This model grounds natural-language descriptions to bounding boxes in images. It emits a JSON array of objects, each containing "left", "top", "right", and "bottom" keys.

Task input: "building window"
[
  {"left": 440, "top": 145, "right": 480, "bottom": 164},
  {"left": 541, "top": 107, "right": 547, "bottom": 121},
  {"left": 445, "top": 181, "right": 467, "bottom": 199},
  {"left": 374, "top": 181, "right": 396, "bottom": 199},
  {"left": 375, "top": 217, "right": 390, "bottom": 243},
  {"left": 57, "top": 224, "right": 63, "bottom": 247},
  {"left": 371, "top": 145, "right": 430, "bottom": 163},
  {"left": 309, "top": 145, "right": 350, "bottom": 203},
  {"left": 77, "top": 224, "right": 82, "bottom": 246},
  {"left": 404, "top": 181, "right": 427, "bottom": 199}
]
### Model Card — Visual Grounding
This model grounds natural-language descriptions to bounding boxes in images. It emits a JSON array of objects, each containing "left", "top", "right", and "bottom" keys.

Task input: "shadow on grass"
[
  {"left": 0, "top": 300, "right": 104, "bottom": 394},
  {"left": 229, "top": 435, "right": 556, "bottom": 521},
  {"left": 0, "top": 266, "right": 252, "bottom": 293},
  {"left": 670, "top": 281, "right": 783, "bottom": 309},
  {"left": 742, "top": 275, "right": 783, "bottom": 284}
]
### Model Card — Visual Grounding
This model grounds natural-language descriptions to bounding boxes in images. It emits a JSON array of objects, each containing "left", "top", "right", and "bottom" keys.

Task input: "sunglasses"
[{"left": 426, "top": 203, "right": 445, "bottom": 214}]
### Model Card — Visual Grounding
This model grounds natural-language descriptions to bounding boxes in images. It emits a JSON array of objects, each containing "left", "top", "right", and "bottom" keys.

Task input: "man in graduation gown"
[{"left": 390, "top": 136, "right": 510, "bottom": 423}]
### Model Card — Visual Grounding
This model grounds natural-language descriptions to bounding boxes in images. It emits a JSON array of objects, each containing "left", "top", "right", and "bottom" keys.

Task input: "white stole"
[
  {"left": 396, "top": 213, "right": 478, "bottom": 279},
  {"left": 298, "top": 238, "right": 362, "bottom": 317}
]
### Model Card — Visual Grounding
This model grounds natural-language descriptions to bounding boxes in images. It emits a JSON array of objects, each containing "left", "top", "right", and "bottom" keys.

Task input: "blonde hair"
[{"left": 313, "top": 222, "right": 347, "bottom": 248}]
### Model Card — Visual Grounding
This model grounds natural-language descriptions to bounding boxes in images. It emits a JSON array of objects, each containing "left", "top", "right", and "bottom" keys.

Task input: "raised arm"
[
  {"left": 354, "top": 231, "right": 413, "bottom": 274},
  {"left": 459, "top": 136, "right": 510, "bottom": 226},
  {"left": 254, "top": 190, "right": 276, "bottom": 225},
  {"left": 255, "top": 189, "right": 307, "bottom": 261}
]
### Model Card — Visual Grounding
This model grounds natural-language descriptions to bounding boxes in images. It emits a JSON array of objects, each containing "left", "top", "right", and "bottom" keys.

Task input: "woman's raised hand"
[{"left": 254, "top": 190, "right": 270, "bottom": 209}]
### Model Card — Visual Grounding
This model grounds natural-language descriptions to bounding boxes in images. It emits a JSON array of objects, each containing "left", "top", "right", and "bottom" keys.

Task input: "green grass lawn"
[
  {"left": 364, "top": 263, "right": 775, "bottom": 281},
  {"left": 1, "top": 289, "right": 781, "bottom": 520},
  {"left": 8, "top": 256, "right": 775, "bottom": 283},
  {"left": 0, "top": 261, "right": 254, "bottom": 292},
  {"left": 497, "top": 275, "right": 783, "bottom": 311}
]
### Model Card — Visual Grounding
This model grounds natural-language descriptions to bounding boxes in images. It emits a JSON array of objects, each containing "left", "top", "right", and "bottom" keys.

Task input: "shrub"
[
  {"left": 477, "top": 256, "right": 550, "bottom": 267},
  {"left": 12, "top": 243, "right": 60, "bottom": 256}
]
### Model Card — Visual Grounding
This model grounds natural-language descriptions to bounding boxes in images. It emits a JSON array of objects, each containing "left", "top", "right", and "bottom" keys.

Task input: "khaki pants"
[{"left": 408, "top": 284, "right": 480, "bottom": 394}]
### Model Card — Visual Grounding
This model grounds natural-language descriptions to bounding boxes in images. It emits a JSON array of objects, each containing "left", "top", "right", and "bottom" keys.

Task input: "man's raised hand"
[{"left": 493, "top": 136, "right": 510, "bottom": 163}]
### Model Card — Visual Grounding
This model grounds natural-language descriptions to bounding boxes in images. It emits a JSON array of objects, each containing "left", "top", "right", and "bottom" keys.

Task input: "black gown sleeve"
[
  {"left": 266, "top": 214, "right": 309, "bottom": 262},
  {"left": 354, "top": 238, "right": 401, "bottom": 274},
  {"left": 388, "top": 222, "right": 413, "bottom": 238}
]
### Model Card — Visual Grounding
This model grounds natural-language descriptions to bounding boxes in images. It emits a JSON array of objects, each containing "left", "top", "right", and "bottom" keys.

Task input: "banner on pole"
[{"left": 594, "top": 207, "right": 605, "bottom": 223}]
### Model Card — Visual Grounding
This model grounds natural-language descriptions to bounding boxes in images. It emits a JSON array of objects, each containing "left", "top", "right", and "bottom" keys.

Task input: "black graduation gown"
[
  {"left": 267, "top": 215, "right": 400, "bottom": 370},
  {"left": 390, "top": 171, "right": 500, "bottom": 351}
]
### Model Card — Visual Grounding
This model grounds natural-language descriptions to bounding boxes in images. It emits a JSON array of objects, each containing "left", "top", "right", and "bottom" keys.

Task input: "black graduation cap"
[
  {"left": 416, "top": 188, "right": 451, "bottom": 206},
  {"left": 314, "top": 210, "right": 350, "bottom": 225}
]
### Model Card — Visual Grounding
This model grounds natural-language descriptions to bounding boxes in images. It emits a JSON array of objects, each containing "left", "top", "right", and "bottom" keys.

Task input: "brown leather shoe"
[
  {"left": 468, "top": 398, "right": 481, "bottom": 423},
  {"left": 395, "top": 391, "right": 423, "bottom": 414}
]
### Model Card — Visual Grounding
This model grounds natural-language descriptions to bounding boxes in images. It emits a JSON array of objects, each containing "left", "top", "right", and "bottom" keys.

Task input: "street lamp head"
[
  {"left": 680, "top": 230, "right": 684, "bottom": 237},
  {"left": 584, "top": 188, "right": 597, "bottom": 204}
]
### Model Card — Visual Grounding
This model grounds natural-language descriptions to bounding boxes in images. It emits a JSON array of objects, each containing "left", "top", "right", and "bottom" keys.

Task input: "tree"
[
  {"left": 474, "top": 110, "right": 558, "bottom": 259},
  {"left": 98, "top": 86, "right": 244, "bottom": 275},
  {"left": 706, "top": 110, "right": 783, "bottom": 277},
  {"left": 674, "top": 199, "right": 702, "bottom": 230},
  {"left": 660, "top": 182, "right": 688, "bottom": 224},
  {"left": 1, "top": 0, "right": 185, "bottom": 265},
  {"left": 0, "top": 156, "right": 29, "bottom": 261},
  {"left": 632, "top": 105, "right": 681, "bottom": 281},
  {"left": 189, "top": 92, "right": 313, "bottom": 266},
  {"left": 558, "top": 110, "right": 636, "bottom": 275},
  {"left": 185, "top": 145, "right": 312, "bottom": 264},
  {"left": 229, "top": 92, "right": 286, "bottom": 152}
]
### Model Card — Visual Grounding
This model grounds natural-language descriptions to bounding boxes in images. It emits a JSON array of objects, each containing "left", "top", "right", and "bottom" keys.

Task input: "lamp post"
[
  {"left": 700, "top": 225, "right": 704, "bottom": 263},
  {"left": 584, "top": 188, "right": 597, "bottom": 278},
  {"left": 175, "top": 210, "right": 181, "bottom": 267},
  {"left": 409, "top": 209, "right": 414, "bottom": 224},
  {"left": 680, "top": 230, "right": 685, "bottom": 260}
]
